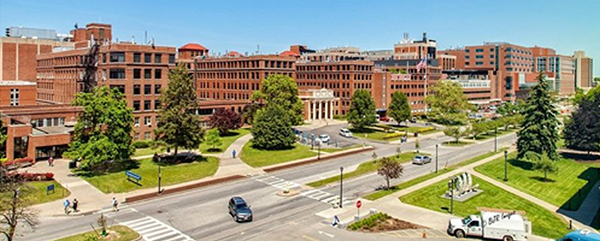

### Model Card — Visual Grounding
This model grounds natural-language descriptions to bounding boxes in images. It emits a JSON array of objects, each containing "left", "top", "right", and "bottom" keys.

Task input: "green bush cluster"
[
  {"left": 132, "top": 140, "right": 152, "bottom": 149},
  {"left": 348, "top": 212, "right": 390, "bottom": 231},
  {"left": 415, "top": 127, "right": 436, "bottom": 133}
]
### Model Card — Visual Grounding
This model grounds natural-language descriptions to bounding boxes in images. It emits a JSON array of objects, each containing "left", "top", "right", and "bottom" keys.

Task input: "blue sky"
[{"left": 1, "top": 0, "right": 598, "bottom": 74}]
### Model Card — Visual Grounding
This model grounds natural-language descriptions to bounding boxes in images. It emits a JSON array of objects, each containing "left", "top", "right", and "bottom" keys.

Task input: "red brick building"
[
  {"left": 1, "top": 37, "right": 74, "bottom": 82},
  {"left": 531, "top": 46, "right": 575, "bottom": 95}
]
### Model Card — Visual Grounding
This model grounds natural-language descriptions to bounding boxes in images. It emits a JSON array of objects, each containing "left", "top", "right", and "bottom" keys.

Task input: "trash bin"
[
  {"left": 68, "top": 161, "right": 77, "bottom": 169},
  {"left": 414, "top": 133, "right": 419, "bottom": 137}
]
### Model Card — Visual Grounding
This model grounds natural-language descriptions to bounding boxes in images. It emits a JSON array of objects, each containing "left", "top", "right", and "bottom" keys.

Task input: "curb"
[
  {"left": 263, "top": 146, "right": 375, "bottom": 172},
  {"left": 124, "top": 175, "right": 246, "bottom": 203}
]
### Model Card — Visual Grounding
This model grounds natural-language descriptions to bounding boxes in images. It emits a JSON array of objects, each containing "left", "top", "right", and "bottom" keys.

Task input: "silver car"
[
  {"left": 318, "top": 134, "right": 330, "bottom": 143},
  {"left": 412, "top": 155, "right": 432, "bottom": 165}
]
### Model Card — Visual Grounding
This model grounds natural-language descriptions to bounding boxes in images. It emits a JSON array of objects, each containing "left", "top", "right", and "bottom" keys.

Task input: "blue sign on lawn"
[
  {"left": 46, "top": 184, "right": 55, "bottom": 195},
  {"left": 125, "top": 171, "right": 142, "bottom": 182}
]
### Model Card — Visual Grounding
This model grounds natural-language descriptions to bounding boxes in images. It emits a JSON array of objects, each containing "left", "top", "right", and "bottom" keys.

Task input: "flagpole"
[{"left": 424, "top": 54, "right": 428, "bottom": 113}]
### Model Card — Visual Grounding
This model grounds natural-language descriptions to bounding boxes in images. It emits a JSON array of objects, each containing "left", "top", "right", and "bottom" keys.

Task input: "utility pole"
[
  {"left": 158, "top": 165, "right": 162, "bottom": 194},
  {"left": 504, "top": 150, "right": 508, "bottom": 182},
  {"left": 435, "top": 144, "right": 439, "bottom": 173},
  {"left": 494, "top": 124, "right": 498, "bottom": 152},
  {"left": 340, "top": 167, "right": 344, "bottom": 208}
]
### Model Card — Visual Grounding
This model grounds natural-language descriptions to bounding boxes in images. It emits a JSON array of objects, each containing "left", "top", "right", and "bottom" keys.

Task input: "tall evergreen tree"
[
  {"left": 517, "top": 74, "right": 560, "bottom": 160},
  {"left": 347, "top": 89, "right": 377, "bottom": 130},
  {"left": 251, "top": 74, "right": 304, "bottom": 126},
  {"left": 388, "top": 92, "right": 411, "bottom": 125},
  {"left": 65, "top": 86, "right": 134, "bottom": 171},
  {"left": 563, "top": 98, "right": 600, "bottom": 154},
  {"left": 154, "top": 64, "right": 204, "bottom": 159}
]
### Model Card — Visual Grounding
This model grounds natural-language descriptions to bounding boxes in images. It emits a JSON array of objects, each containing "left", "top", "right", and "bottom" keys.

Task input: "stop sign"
[{"left": 356, "top": 200, "right": 362, "bottom": 208}]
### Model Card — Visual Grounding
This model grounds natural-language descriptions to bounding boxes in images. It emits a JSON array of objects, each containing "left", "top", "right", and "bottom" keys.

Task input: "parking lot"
[{"left": 295, "top": 123, "right": 363, "bottom": 148}]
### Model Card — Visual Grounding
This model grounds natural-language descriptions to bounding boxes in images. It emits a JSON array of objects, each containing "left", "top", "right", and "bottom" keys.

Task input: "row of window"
[
  {"left": 133, "top": 84, "right": 161, "bottom": 95},
  {"left": 296, "top": 73, "right": 372, "bottom": 81},
  {"left": 296, "top": 65, "right": 372, "bottom": 72},
  {"left": 196, "top": 60, "right": 294, "bottom": 70},
  {"left": 106, "top": 68, "right": 164, "bottom": 80},
  {"left": 134, "top": 116, "right": 154, "bottom": 127},
  {"left": 134, "top": 131, "right": 153, "bottom": 141},
  {"left": 390, "top": 84, "right": 426, "bottom": 90},
  {"left": 31, "top": 117, "right": 65, "bottom": 128},
  {"left": 197, "top": 71, "right": 292, "bottom": 80},
  {"left": 104, "top": 52, "right": 176, "bottom": 64},
  {"left": 133, "top": 100, "right": 161, "bottom": 111}
]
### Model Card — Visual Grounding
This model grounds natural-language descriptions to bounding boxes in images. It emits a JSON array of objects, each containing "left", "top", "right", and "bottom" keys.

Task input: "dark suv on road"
[{"left": 228, "top": 197, "right": 253, "bottom": 222}]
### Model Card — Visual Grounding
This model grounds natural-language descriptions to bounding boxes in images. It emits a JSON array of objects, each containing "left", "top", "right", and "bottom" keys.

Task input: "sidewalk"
[
  {"left": 214, "top": 134, "right": 264, "bottom": 178},
  {"left": 26, "top": 159, "right": 113, "bottom": 217}
]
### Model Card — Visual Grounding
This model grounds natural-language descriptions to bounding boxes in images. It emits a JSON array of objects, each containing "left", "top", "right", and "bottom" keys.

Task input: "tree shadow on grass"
[
  {"left": 250, "top": 143, "right": 296, "bottom": 151},
  {"left": 529, "top": 176, "right": 556, "bottom": 182},
  {"left": 559, "top": 167, "right": 600, "bottom": 212},
  {"left": 154, "top": 153, "right": 209, "bottom": 166},
  {"left": 560, "top": 152, "right": 600, "bottom": 162},
  {"left": 508, "top": 158, "right": 533, "bottom": 171},
  {"left": 205, "top": 148, "right": 223, "bottom": 153},
  {"left": 75, "top": 159, "right": 140, "bottom": 177}
]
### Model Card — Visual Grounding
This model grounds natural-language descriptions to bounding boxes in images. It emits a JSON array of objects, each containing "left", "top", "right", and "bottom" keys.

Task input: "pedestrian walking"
[
  {"left": 232, "top": 149, "right": 237, "bottom": 158},
  {"left": 72, "top": 198, "right": 79, "bottom": 213},
  {"left": 63, "top": 199, "right": 70, "bottom": 214},
  {"left": 111, "top": 197, "right": 119, "bottom": 212},
  {"left": 48, "top": 156, "right": 54, "bottom": 167}
]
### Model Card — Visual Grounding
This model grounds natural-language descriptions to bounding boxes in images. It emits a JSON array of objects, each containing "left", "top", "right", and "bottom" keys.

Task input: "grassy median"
[
  {"left": 475, "top": 152, "right": 599, "bottom": 211},
  {"left": 400, "top": 176, "right": 569, "bottom": 239},
  {"left": 56, "top": 225, "right": 139, "bottom": 241},
  {"left": 240, "top": 141, "right": 318, "bottom": 167}
]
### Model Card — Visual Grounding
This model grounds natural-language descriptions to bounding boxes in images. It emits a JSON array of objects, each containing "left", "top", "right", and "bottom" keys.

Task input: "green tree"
[
  {"left": 425, "top": 80, "right": 473, "bottom": 125},
  {"left": 251, "top": 104, "right": 295, "bottom": 150},
  {"left": 563, "top": 98, "right": 600, "bottom": 154},
  {"left": 251, "top": 74, "right": 304, "bottom": 126},
  {"left": 517, "top": 74, "right": 560, "bottom": 160},
  {"left": 0, "top": 118, "right": 7, "bottom": 158},
  {"left": 1, "top": 166, "right": 38, "bottom": 241},
  {"left": 204, "top": 129, "right": 223, "bottom": 151},
  {"left": 388, "top": 92, "right": 411, "bottom": 125},
  {"left": 525, "top": 151, "right": 558, "bottom": 182},
  {"left": 377, "top": 157, "right": 404, "bottom": 189},
  {"left": 496, "top": 99, "right": 526, "bottom": 116},
  {"left": 443, "top": 126, "right": 464, "bottom": 143},
  {"left": 154, "top": 64, "right": 204, "bottom": 159},
  {"left": 65, "top": 86, "right": 134, "bottom": 171},
  {"left": 470, "top": 121, "right": 489, "bottom": 140},
  {"left": 347, "top": 89, "right": 377, "bottom": 130}
]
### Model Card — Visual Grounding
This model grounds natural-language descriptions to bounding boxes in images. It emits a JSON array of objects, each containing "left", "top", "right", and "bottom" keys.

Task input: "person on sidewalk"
[
  {"left": 63, "top": 199, "right": 70, "bottom": 214},
  {"left": 72, "top": 198, "right": 78, "bottom": 213},
  {"left": 48, "top": 156, "right": 54, "bottom": 167},
  {"left": 111, "top": 197, "right": 119, "bottom": 212},
  {"left": 232, "top": 150, "right": 237, "bottom": 158}
]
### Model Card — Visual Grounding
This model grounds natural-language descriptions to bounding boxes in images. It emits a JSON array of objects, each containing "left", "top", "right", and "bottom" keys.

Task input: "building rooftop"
[{"left": 180, "top": 43, "right": 208, "bottom": 51}]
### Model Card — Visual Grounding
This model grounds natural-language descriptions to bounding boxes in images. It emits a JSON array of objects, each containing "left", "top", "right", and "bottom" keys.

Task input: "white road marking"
[{"left": 121, "top": 216, "right": 194, "bottom": 241}]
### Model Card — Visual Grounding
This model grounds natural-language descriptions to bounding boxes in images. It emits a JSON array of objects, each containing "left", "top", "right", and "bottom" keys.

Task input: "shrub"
[
  {"left": 416, "top": 127, "right": 436, "bottom": 133},
  {"left": 10, "top": 172, "right": 55, "bottom": 181},
  {"left": 132, "top": 140, "right": 152, "bottom": 149},
  {"left": 1, "top": 157, "right": 35, "bottom": 167},
  {"left": 348, "top": 212, "right": 390, "bottom": 231}
]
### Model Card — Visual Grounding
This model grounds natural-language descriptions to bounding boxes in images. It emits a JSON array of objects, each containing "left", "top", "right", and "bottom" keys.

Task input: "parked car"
[
  {"left": 379, "top": 116, "right": 390, "bottom": 122},
  {"left": 339, "top": 128, "right": 353, "bottom": 138},
  {"left": 228, "top": 197, "right": 253, "bottom": 222},
  {"left": 412, "top": 155, "right": 432, "bottom": 165},
  {"left": 409, "top": 117, "right": 417, "bottom": 123},
  {"left": 448, "top": 211, "right": 531, "bottom": 241},
  {"left": 558, "top": 230, "right": 600, "bottom": 241},
  {"left": 318, "top": 134, "right": 330, "bottom": 143}
]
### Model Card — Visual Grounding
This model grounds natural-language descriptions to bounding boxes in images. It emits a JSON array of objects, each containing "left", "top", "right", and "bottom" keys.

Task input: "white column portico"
[
  {"left": 300, "top": 88, "right": 339, "bottom": 122},
  {"left": 318, "top": 101, "right": 322, "bottom": 120},
  {"left": 325, "top": 100, "right": 329, "bottom": 119}
]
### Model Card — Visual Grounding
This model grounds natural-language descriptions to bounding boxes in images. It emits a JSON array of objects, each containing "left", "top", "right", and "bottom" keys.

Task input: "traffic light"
[{"left": 5, "top": 28, "right": 10, "bottom": 37}]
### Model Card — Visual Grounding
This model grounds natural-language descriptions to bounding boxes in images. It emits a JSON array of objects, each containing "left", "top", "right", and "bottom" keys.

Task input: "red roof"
[
  {"left": 227, "top": 51, "right": 243, "bottom": 57},
  {"left": 280, "top": 50, "right": 300, "bottom": 57},
  {"left": 179, "top": 43, "right": 208, "bottom": 51}
]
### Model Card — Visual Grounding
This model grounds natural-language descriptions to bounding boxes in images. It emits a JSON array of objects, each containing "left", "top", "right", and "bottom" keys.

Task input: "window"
[
  {"left": 144, "top": 53, "right": 151, "bottom": 63},
  {"left": 10, "top": 89, "right": 19, "bottom": 106},
  {"left": 476, "top": 61, "right": 484, "bottom": 65},
  {"left": 154, "top": 100, "right": 161, "bottom": 109},
  {"left": 134, "top": 53, "right": 141, "bottom": 63},
  {"left": 110, "top": 52, "right": 125, "bottom": 62},
  {"left": 155, "top": 54, "right": 162, "bottom": 63},
  {"left": 465, "top": 49, "right": 470, "bottom": 53},
  {"left": 134, "top": 133, "right": 140, "bottom": 140},
  {"left": 144, "top": 69, "right": 152, "bottom": 79},
  {"left": 475, "top": 49, "right": 484, "bottom": 53},
  {"left": 102, "top": 54, "right": 107, "bottom": 63},
  {"left": 155, "top": 84, "right": 161, "bottom": 94},
  {"left": 465, "top": 62, "right": 470, "bottom": 65},
  {"left": 169, "top": 54, "right": 175, "bottom": 64},
  {"left": 134, "top": 117, "right": 140, "bottom": 126},
  {"left": 133, "top": 85, "right": 141, "bottom": 95},
  {"left": 134, "top": 69, "right": 141, "bottom": 79},
  {"left": 144, "top": 100, "right": 151, "bottom": 110},
  {"left": 476, "top": 55, "right": 484, "bottom": 59},
  {"left": 109, "top": 69, "right": 126, "bottom": 79},
  {"left": 144, "top": 132, "right": 151, "bottom": 140},
  {"left": 144, "top": 116, "right": 152, "bottom": 126},
  {"left": 133, "top": 101, "right": 140, "bottom": 111},
  {"left": 144, "top": 85, "right": 152, "bottom": 95},
  {"left": 154, "top": 69, "right": 162, "bottom": 79},
  {"left": 465, "top": 56, "right": 470, "bottom": 59},
  {"left": 109, "top": 85, "right": 125, "bottom": 94}
]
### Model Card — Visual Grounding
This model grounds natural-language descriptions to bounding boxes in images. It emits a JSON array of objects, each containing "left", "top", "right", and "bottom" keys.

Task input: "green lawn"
[
  {"left": 400, "top": 176, "right": 569, "bottom": 239},
  {"left": 472, "top": 128, "right": 515, "bottom": 140},
  {"left": 475, "top": 152, "right": 599, "bottom": 211},
  {"left": 80, "top": 156, "right": 219, "bottom": 193},
  {"left": 56, "top": 225, "right": 139, "bottom": 241},
  {"left": 442, "top": 141, "right": 472, "bottom": 147},
  {"left": 199, "top": 128, "right": 251, "bottom": 153},
  {"left": 240, "top": 141, "right": 318, "bottom": 167},
  {"left": 350, "top": 127, "right": 393, "bottom": 142},
  {"left": 134, "top": 147, "right": 165, "bottom": 157},
  {"left": 307, "top": 152, "right": 421, "bottom": 188},
  {"left": 363, "top": 149, "right": 507, "bottom": 201},
  {"left": 23, "top": 180, "right": 70, "bottom": 205}
]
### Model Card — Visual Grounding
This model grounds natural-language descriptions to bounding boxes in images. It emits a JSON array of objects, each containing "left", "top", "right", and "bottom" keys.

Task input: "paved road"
[{"left": 19, "top": 132, "right": 516, "bottom": 241}]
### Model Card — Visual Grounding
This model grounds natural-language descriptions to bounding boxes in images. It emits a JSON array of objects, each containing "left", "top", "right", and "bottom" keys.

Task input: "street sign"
[
  {"left": 356, "top": 200, "right": 362, "bottom": 209},
  {"left": 46, "top": 184, "right": 55, "bottom": 195}
]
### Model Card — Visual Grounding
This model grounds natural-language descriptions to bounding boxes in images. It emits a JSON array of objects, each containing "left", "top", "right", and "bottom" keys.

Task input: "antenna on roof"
[{"left": 257, "top": 44, "right": 260, "bottom": 54}]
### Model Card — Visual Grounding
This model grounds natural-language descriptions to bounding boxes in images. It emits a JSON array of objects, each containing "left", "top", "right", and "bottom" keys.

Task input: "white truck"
[{"left": 447, "top": 211, "right": 532, "bottom": 241}]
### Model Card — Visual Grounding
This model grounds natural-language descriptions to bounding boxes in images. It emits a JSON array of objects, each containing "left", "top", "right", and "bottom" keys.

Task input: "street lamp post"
[
  {"left": 504, "top": 150, "right": 508, "bottom": 182},
  {"left": 158, "top": 165, "right": 162, "bottom": 194},
  {"left": 340, "top": 167, "right": 344, "bottom": 208},
  {"left": 435, "top": 144, "right": 439, "bottom": 173},
  {"left": 494, "top": 124, "right": 498, "bottom": 152},
  {"left": 317, "top": 140, "right": 321, "bottom": 160},
  {"left": 448, "top": 179, "right": 454, "bottom": 214}
]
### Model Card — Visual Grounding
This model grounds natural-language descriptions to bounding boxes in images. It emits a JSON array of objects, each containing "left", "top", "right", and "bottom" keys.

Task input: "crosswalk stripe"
[
  {"left": 121, "top": 217, "right": 152, "bottom": 226},
  {"left": 121, "top": 216, "right": 194, "bottom": 241},
  {"left": 133, "top": 222, "right": 161, "bottom": 232},
  {"left": 267, "top": 179, "right": 285, "bottom": 185},
  {"left": 301, "top": 190, "right": 320, "bottom": 196},
  {"left": 321, "top": 196, "right": 338, "bottom": 203},
  {"left": 149, "top": 231, "right": 180, "bottom": 241}
]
